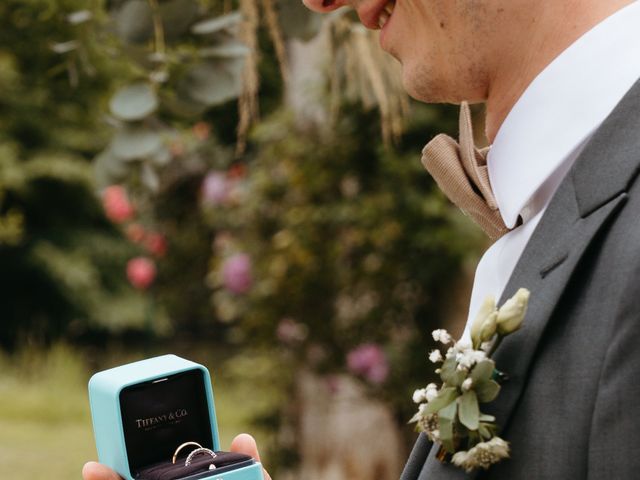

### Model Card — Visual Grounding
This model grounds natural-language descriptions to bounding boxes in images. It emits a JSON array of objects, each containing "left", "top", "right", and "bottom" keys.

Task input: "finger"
[
  {"left": 82, "top": 462, "right": 123, "bottom": 480},
  {"left": 230, "top": 434, "right": 272, "bottom": 480},
  {"left": 230, "top": 433, "right": 261, "bottom": 460}
]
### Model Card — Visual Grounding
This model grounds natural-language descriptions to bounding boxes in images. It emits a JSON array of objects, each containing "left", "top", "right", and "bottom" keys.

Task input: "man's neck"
[{"left": 484, "top": 0, "right": 636, "bottom": 143}]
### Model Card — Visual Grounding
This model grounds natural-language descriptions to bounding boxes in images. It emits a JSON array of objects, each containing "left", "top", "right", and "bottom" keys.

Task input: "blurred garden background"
[{"left": 0, "top": 1, "right": 485, "bottom": 478}]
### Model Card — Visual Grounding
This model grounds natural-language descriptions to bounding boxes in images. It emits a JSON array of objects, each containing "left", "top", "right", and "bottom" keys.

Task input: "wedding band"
[
  {"left": 172, "top": 442, "right": 203, "bottom": 464},
  {"left": 185, "top": 447, "right": 217, "bottom": 466}
]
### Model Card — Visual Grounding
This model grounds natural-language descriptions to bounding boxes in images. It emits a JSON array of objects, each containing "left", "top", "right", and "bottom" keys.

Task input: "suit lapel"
[
  {"left": 487, "top": 75, "right": 640, "bottom": 437},
  {"left": 485, "top": 184, "right": 627, "bottom": 435},
  {"left": 416, "top": 178, "right": 629, "bottom": 480},
  {"left": 413, "top": 78, "right": 640, "bottom": 479}
]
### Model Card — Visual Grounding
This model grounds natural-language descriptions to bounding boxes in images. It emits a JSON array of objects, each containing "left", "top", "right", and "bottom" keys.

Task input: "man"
[{"left": 84, "top": 0, "right": 640, "bottom": 478}]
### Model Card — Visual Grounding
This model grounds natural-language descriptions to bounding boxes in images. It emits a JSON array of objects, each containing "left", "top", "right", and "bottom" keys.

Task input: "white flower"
[
  {"left": 451, "top": 437, "right": 510, "bottom": 473},
  {"left": 461, "top": 378, "right": 473, "bottom": 391},
  {"left": 429, "top": 349, "right": 443, "bottom": 363},
  {"left": 480, "top": 340, "right": 493, "bottom": 352},
  {"left": 67, "top": 10, "right": 92, "bottom": 25},
  {"left": 432, "top": 329, "right": 452, "bottom": 344},
  {"left": 413, "top": 388, "right": 427, "bottom": 404},
  {"left": 455, "top": 347, "right": 486, "bottom": 370},
  {"left": 425, "top": 383, "right": 438, "bottom": 402}
]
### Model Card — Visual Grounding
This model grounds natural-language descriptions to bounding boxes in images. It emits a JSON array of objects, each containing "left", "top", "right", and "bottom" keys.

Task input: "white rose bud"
[
  {"left": 496, "top": 288, "right": 530, "bottom": 335},
  {"left": 470, "top": 296, "right": 497, "bottom": 348},
  {"left": 479, "top": 312, "right": 498, "bottom": 343}
]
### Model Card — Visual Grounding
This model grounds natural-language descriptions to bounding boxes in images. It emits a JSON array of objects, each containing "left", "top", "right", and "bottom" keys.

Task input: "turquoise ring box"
[{"left": 88, "top": 354, "right": 264, "bottom": 480}]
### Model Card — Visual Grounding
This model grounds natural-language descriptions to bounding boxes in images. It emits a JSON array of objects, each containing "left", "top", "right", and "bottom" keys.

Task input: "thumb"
[
  {"left": 230, "top": 434, "right": 272, "bottom": 480},
  {"left": 82, "top": 462, "right": 122, "bottom": 480}
]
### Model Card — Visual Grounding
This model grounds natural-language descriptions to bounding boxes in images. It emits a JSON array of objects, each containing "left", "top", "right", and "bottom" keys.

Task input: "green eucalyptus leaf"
[
  {"left": 440, "top": 355, "right": 466, "bottom": 387},
  {"left": 199, "top": 42, "right": 250, "bottom": 59},
  {"left": 112, "top": 127, "right": 163, "bottom": 161},
  {"left": 470, "top": 359, "right": 495, "bottom": 385},
  {"left": 438, "top": 399, "right": 458, "bottom": 421},
  {"left": 67, "top": 10, "right": 92, "bottom": 25},
  {"left": 191, "top": 12, "right": 243, "bottom": 35},
  {"left": 475, "top": 379, "right": 501, "bottom": 403},
  {"left": 478, "top": 423, "right": 491, "bottom": 440},
  {"left": 458, "top": 391, "right": 480, "bottom": 430},
  {"left": 179, "top": 58, "right": 244, "bottom": 107},
  {"left": 94, "top": 149, "right": 128, "bottom": 188},
  {"left": 51, "top": 41, "right": 79, "bottom": 54},
  {"left": 163, "top": 93, "right": 208, "bottom": 118},
  {"left": 115, "top": 0, "right": 153, "bottom": 44},
  {"left": 438, "top": 402, "right": 457, "bottom": 453},
  {"left": 110, "top": 83, "right": 158, "bottom": 121},
  {"left": 425, "top": 387, "right": 458, "bottom": 415},
  {"left": 141, "top": 162, "right": 160, "bottom": 192},
  {"left": 150, "top": 146, "right": 171, "bottom": 167},
  {"left": 409, "top": 411, "right": 422, "bottom": 424},
  {"left": 479, "top": 413, "right": 496, "bottom": 422}
]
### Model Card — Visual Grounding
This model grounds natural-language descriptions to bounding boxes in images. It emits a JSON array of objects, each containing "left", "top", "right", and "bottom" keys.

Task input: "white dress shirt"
[{"left": 464, "top": 0, "right": 640, "bottom": 336}]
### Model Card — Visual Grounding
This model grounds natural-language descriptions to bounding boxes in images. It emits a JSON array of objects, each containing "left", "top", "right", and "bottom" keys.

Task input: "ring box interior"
[{"left": 89, "top": 355, "right": 264, "bottom": 480}]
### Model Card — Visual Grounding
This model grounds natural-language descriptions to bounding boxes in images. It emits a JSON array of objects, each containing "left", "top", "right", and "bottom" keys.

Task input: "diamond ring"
[{"left": 185, "top": 447, "right": 217, "bottom": 466}]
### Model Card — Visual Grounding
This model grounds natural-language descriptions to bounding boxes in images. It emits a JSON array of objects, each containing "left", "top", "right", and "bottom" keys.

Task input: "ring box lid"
[{"left": 88, "top": 355, "right": 221, "bottom": 480}]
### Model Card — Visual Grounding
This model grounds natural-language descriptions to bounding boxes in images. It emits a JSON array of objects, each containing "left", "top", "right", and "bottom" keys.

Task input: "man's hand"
[{"left": 82, "top": 434, "right": 272, "bottom": 480}]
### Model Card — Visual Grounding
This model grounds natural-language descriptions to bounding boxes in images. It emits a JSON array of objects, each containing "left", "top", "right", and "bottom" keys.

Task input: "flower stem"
[
  {"left": 147, "top": 0, "right": 166, "bottom": 58},
  {"left": 488, "top": 334, "right": 504, "bottom": 358}
]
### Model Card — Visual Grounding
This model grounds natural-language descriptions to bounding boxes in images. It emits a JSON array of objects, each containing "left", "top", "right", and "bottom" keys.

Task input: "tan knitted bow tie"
[{"left": 421, "top": 102, "right": 510, "bottom": 241}]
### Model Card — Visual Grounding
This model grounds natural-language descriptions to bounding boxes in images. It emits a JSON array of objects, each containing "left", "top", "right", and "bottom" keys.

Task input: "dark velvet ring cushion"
[{"left": 137, "top": 452, "right": 254, "bottom": 480}]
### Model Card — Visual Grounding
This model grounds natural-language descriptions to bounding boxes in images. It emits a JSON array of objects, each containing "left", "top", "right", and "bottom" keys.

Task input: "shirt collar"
[{"left": 487, "top": 0, "right": 640, "bottom": 229}]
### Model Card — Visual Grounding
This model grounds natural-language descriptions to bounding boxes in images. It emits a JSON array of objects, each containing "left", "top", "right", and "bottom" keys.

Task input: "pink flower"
[
  {"left": 276, "top": 318, "right": 308, "bottom": 344},
  {"left": 222, "top": 253, "right": 252, "bottom": 294},
  {"left": 127, "top": 257, "right": 156, "bottom": 290},
  {"left": 202, "top": 171, "right": 229, "bottom": 206},
  {"left": 145, "top": 232, "right": 167, "bottom": 257},
  {"left": 347, "top": 343, "right": 389, "bottom": 385},
  {"left": 103, "top": 185, "right": 134, "bottom": 223}
]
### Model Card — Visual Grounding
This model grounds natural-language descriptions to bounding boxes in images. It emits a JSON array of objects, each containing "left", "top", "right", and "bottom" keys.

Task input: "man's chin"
[
  {"left": 400, "top": 65, "right": 461, "bottom": 105},
  {"left": 401, "top": 69, "right": 438, "bottom": 104}
]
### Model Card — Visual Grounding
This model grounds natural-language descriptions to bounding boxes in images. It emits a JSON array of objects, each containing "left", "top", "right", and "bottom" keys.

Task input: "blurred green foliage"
[
  {"left": 0, "top": 0, "right": 156, "bottom": 349},
  {"left": 203, "top": 104, "right": 482, "bottom": 467}
]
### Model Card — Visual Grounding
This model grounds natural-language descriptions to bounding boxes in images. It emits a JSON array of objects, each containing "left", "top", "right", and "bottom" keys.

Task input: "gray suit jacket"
[{"left": 401, "top": 78, "right": 640, "bottom": 480}]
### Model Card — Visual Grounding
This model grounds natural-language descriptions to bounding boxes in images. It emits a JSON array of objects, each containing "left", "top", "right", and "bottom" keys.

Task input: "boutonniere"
[{"left": 411, "top": 288, "right": 530, "bottom": 473}]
